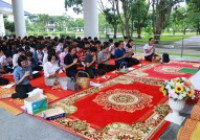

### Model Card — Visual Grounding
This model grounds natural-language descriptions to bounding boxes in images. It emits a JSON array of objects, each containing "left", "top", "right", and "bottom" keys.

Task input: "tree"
[
  {"left": 114, "top": 0, "right": 136, "bottom": 38},
  {"left": 186, "top": 0, "right": 200, "bottom": 35},
  {"left": 36, "top": 14, "right": 50, "bottom": 32},
  {"left": 65, "top": 0, "right": 82, "bottom": 14},
  {"left": 132, "top": 0, "right": 151, "bottom": 38},
  {"left": 168, "top": 7, "right": 189, "bottom": 35},
  {"left": 4, "top": 18, "right": 15, "bottom": 33},
  {"left": 99, "top": 0, "right": 120, "bottom": 38},
  {"left": 186, "top": 0, "right": 200, "bottom": 11},
  {"left": 152, "top": 0, "right": 183, "bottom": 42}
]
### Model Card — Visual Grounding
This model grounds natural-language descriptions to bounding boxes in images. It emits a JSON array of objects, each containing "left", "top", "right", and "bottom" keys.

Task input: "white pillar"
[
  {"left": 12, "top": 0, "right": 26, "bottom": 38},
  {"left": 83, "top": 0, "right": 98, "bottom": 38},
  {"left": 0, "top": 14, "right": 5, "bottom": 36}
]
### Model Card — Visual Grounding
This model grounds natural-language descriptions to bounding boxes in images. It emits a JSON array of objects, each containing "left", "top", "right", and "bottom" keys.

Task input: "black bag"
[{"left": 162, "top": 53, "right": 170, "bottom": 63}]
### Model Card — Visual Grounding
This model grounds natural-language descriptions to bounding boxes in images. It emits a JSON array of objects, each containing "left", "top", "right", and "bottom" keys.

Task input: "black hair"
[
  {"left": 77, "top": 37, "right": 81, "bottom": 41},
  {"left": 126, "top": 39, "right": 134, "bottom": 48},
  {"left": 90, "top": 47, "right": 97, "bottom": 53},
  {"left": 68, "top": 46, "right": 75, "bottom": 53},
  {"left": 109, "top": 39, "right": 113, "bottom": 43},
  {"left": 25, "top": 46, "right": 30, "bottom": 51},
  {"left": 59, "top": 38, "right": 64, "bottom": 43},
  {"left": 36, "top": 45, "right": 43, "bottom": 50},
  {"left": 47, "top": 53, "right": 58, "bottom": 62},
  {"left": 18, "top": 47, "right": 25, "bottom": 53},
  {"left": 18, "top": 55, "right": 27, "bottom": 66},
  {"left": 149, "top": 38, "right": 153, "bottom": 42},
  {"left": 101, "top": 44, "right": 109, "bottom": 50},
  {"left": 88, "top": 36, "right": 92, "bottom": 40},
  {"left": 94, "top": 37, "right": 98, "bottom": 41},
  {"left": 26, "top": 51, "right": 33, "bottom": 57},
  {"left": 118, "top": 41, "right": 123, "bottom": 45},
  {"left": 94, "top": 41, "right": 101, "bottom": 45},
  {"left": 63, "top": 44, "right": 69, "bottom": 51},
  {"left": 124, "top": 36, "right": 128, "bottom": 40},
  {"left": 114, "top": 42, "right": 119, "bottom": 48}
]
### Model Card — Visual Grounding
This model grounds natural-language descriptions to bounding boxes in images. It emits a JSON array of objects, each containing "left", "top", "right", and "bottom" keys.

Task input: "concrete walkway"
[
  {"left": 0, "top": 108, "right": 81, "bottom": 140},
  {"left": 173, "top": 36, "right": 200, "bottom": 49}
]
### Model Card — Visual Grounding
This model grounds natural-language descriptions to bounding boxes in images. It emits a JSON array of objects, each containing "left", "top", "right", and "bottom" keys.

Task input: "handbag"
[
  {"left": 76, "top": 71, "right": 90, "bottom": 89},
  {"left": 66, "top": 77, "right": 79, "bottom": 91}
]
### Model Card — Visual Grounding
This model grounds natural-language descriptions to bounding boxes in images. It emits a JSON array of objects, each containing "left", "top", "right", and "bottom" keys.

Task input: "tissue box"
[
  {"left": 41, "top": 107, "right": 65, "bottom": 120},
  {"left": 24, "top": 93, "right": 48, "bottom": 115}
]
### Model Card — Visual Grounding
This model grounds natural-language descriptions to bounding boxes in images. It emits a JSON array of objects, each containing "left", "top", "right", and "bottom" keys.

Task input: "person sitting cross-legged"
[
  {"left": 0, "top": 55, "right": 36, "bottom": 99},
  {"left": 85, "top": 47, "right": 105, "bottom": 78},
  {"left": 97, "top": 44, "right": 116, "bottom": 73},
  {"left": 143, "top": 38, "right": 156, "bottom": 61},
  {"left": 64, "top": 47, "right": 78, "bottom": 78},
  {"left": 44, "top": 53, "right": 63, "bottom": 89},
  {"left": 114, "top": 41, "right": 135, "bottom": 69}
]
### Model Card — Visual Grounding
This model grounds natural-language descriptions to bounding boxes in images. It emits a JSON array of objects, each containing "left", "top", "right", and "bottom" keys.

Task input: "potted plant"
[{"left": 160, "top": 77, "right": 195, "bottom": 125}]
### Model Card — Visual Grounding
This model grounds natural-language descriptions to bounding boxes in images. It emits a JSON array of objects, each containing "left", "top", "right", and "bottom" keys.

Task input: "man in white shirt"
[{"left": 143, "top": 38, "right": 156, "bottom": 61}]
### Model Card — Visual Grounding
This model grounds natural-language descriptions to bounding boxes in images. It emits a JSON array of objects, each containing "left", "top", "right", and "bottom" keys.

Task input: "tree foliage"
[{"left": 65, "top": 0, "right": 82, "bottom": 14}]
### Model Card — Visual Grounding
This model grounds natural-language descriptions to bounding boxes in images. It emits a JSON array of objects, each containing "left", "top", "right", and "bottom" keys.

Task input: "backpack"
[{"left": 162, "top": 53, "right": 170, "bottom": 63}]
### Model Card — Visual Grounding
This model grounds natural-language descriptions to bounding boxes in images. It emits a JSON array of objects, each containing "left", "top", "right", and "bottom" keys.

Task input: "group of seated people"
[{"left": 0, "top": 35, "right": 157, "bottom": 99}]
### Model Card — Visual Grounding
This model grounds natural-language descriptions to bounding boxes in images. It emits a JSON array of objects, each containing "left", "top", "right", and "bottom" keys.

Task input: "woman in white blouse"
[{"left": 43, "top": 53, "right": 62, "bottom": 88}]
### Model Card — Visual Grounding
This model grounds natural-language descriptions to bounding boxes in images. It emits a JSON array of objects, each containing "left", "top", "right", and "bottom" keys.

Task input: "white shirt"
[
  {"left": 109, "top": 44, "right": 115, "bottom": 55},
  {"left": 0, "top": 55, "right": 6, "bottom": 65},
  {"left": 143, "top": 44, "right": 154, "bottom": 56},
  {"left": 43, "top": 62, "right": 60, "bottom": 78},
  {"left": 12, "top": 54, "right": 19, "bottom": 67},
  {"left": 56, "top": 45, "right": 63, "bottom": 53},
  {"left": 42, "top": 52, "right": 48, "bottom": 66}
]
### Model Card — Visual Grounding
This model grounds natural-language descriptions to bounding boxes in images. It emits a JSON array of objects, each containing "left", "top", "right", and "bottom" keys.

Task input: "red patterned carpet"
[
  {"left": 0, "top": 61, "right": 198, "bottom": 139},
  {"left": 46, "top": 82, "right": 170, "bottom": 139}
]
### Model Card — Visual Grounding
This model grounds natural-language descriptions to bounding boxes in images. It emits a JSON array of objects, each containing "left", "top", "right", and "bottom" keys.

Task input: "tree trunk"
[
  {"left": 137, "top": 25, "right": 142, "bottom": 39},
  {"left": 124, "top": 19, "right": 131, "bottom": 38},
  {"left": 173, "top": 29, "right": 176, "bottom": 36},
  {"left": 113, "top": 25, "right": 117, "bottom": 38},
  {"left": 183, "top": 28, "right": 186, "bottom": 35}
]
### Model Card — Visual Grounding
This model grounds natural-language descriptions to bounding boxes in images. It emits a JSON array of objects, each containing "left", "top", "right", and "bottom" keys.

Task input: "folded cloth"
[
  {"left": 178, "top": 119, "right": 199, "bottom": 140},
  {"left": 27, "top": 88, "right": 43, "bottom": 97}
]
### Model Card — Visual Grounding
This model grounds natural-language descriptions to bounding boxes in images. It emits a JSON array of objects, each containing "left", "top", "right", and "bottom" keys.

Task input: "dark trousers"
[
  {"left": 11, "top": 85, "right": 35, "bottom": 99},
  {"left": 86, "top": 68, "right": 106, "bottom": 78},
  {"left": 66, "top": 70, "right": 78, "bottom": 78},
  {"left": 116, "top": 58, "right": 140, "bottom": 69},
  {"left": 125, "top": 57, "right": 140, "bottom": 66},
  {"left": 145, "top": 53, "right": 155, "bottom": 61},
  {"left": 3, "top": 66, "right": 13, "bottom": 73},
  {"left": 33, "top": 65, "right": 43, "bottom": 71},
  {"left": 98, "top": 64, "right": 116, "bottom": 73},
  {"left": 0, "top": 77, "right": 9, "bottom": 85}
]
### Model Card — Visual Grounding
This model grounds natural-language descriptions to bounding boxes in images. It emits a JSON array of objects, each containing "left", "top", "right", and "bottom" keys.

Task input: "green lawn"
[{"left": 136, "top": 50, "right": 200, "bottom": 58}]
